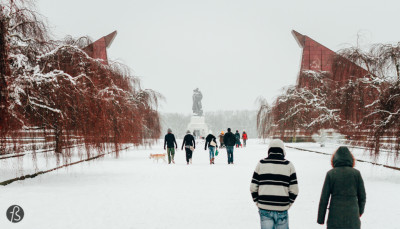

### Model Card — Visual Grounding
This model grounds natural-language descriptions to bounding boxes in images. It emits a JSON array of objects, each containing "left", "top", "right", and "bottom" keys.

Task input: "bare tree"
[
  {"left": 256, "top": 97, "right": 272, "bottom": 139},
  {"left": 257, "top": 70, "right": 340, "bottom": 141},
  {"left": 1, "top": 0, "right": 162, "bottom": 167},
  {"left": 334, "top": 43, "right": 400, "bottom": 159},
  {"left": 257, "top": 41, "right": 400, "bottom": 161}
]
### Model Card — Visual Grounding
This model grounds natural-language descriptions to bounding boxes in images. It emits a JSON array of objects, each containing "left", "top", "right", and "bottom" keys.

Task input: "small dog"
[{"left": 149, "top": 153, "right": 167, "bottom": 163}]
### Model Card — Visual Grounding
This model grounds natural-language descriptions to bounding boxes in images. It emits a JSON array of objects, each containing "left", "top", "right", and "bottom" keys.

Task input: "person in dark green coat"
[
  {"left": 317, "top": 146, "right": 366, "bottom": 229},
  {"left": 234, "top": 130, "right": 241, "bottom": 148}
]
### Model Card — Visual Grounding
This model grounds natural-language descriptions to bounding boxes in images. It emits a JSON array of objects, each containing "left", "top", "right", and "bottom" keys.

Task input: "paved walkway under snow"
[{"left": 1, "top": 139, "right": 399, "bottom": 228}]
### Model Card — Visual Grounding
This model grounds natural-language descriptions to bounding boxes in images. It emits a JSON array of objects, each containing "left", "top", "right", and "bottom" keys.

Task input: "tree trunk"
[
  {"left": 373, "top": 133, "right": 381, "bottom": 158},
  {"left": 54, "top": 124, "right": 63, "bottom": 153},
  {"left": 113, "top": 117, "right": 120, "bottom": 153},
  {"left": 0, "top": 12, "right": 10, "bottom": 135}
]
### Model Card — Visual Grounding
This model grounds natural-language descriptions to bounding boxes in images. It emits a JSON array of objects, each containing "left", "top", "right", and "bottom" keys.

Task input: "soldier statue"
[{"left": 192, "top": 88, "right": 203, "bottom": 116}]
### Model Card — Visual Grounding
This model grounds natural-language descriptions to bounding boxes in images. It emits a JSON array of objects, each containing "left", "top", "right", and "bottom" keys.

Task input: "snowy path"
[
  {"left": 288, "top": 142, "right": 400, "bottom": 168},
  {"left": 1, "top": 139, "right": 399, "bottom": 228}
]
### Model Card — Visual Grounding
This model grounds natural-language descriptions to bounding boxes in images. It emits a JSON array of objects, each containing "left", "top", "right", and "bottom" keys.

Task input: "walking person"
[
  {"left": 181, "top": 130, "right": 195, "bottom": 165},
  {"left": 205, "top": 131, "right": 218, "bottom": 165},
  {"left": 250, "top": 139, "right": 299, "bottom": 229},
  {"left": 219, "top": 131, "right": 225, "bottom": 148},
  {"left": 164, "top": 128, "right": 178, "bottom": 164},
  {"left": 235, "top": 130, "right": 241, "bottom": 148},
  {"left": 242, "top": 130, "right": 248, "bottom": 147},
  {"left": 223, "top": 128, "right": 236, "bottom": 164},
  {"left": 317, "top": 146, "right": 366, "bottom": 229}
]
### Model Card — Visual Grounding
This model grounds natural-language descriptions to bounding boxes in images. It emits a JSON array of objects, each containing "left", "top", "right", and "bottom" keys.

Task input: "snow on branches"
[
  {"left": 256, "top": 97, "right": 272, "bottom": 139},
  {"left": 258, "top": 70, "right": 340, "bottom": 138},
  {"left": 0, "top": 0, "right": 161, "bottom": 160},
  {"left": 271, "top": 82, "right": 340, "bottom": 136},
  {"left": 335, "top": 44, "right": 400, "bottom": 158},
  {"left": 258, "top": 43, "right": 400, "bottom": 161}
]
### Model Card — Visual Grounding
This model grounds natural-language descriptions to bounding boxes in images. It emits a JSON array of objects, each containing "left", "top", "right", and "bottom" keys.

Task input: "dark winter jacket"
[
  {"left": 204, "top": 134, "right": 217, "bottom": 150},
  {"left": 317, "top": 147, "right": 366, "bottom": 229},
  {"left": 223, "top": 131, "right": 236, "bottom": 146},
  {"left": 235, "top": 132, "right": 241, "bottom": 144},
  {"left": 164, "top": 133, "right": 177, "bottom": 149},
  {"left": 181, "top": 134, "right": 195, "bottom": 150}
]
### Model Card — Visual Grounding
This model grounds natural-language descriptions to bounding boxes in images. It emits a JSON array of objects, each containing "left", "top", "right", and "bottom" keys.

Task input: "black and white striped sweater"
[{"left": 250, "top": 152, "right": 299, "bottom": 211}]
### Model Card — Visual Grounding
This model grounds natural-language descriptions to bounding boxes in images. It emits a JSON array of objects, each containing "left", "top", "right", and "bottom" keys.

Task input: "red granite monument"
[
  {"left": 83, "top": 31, "right": 117, "bottom": 65},
  {"left": 292, "top": 30, "right": 369, "bottom": 89}
]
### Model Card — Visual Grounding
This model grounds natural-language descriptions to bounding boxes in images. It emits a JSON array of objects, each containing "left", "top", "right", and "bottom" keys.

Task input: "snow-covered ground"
[
  {"left": 288, "top": 142, "right": 400, "bottom": 168},
  {"left": 1, "top": 139, "right": 399, "bottom": 228}
]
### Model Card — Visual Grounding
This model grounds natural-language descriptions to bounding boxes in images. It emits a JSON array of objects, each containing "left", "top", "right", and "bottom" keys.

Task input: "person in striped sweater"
[{"left": 250, "top": 139, "right": 299, "bottom": 229}]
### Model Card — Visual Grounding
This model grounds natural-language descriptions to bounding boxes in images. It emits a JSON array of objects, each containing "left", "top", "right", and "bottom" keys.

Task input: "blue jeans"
[
  {"left": 208, "top": 146, "right": 215, "bottom": 160},
  {"left": 226, "top": 146, "right": 234, "bottom": 164},
  {"left": 259, "top": 209, "right": 289, "bottom": 229}
]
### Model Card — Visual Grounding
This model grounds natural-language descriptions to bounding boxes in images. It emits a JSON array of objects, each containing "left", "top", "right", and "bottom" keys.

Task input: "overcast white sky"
[{"left": 36, "top": 0, "right": 400, "bottom": 114}]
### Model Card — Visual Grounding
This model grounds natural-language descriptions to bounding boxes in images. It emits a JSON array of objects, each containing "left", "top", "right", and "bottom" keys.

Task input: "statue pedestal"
[{"left": 187, "top": 116, "right": 209, "bottom": 139}]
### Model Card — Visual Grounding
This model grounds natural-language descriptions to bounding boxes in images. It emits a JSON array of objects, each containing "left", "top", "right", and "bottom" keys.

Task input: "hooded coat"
[
  {"left": 317, "top": 147, "right": 366, "bottom": 229},
  {"left": 250, "top": 139, "right": 299, "bottom": 211}
]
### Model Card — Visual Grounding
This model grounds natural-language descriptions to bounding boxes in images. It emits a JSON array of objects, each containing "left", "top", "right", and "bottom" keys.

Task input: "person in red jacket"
[{"left": 242, "top": 131, "right": 248, "bottom": 147}]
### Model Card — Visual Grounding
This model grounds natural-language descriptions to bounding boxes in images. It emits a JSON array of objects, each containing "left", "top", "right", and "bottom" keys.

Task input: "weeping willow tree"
[
  {"left": 256, "top": 97, "right": 272, "bottom": 139},
  {"left": 0, "top": 5, "right": 10, "bottom": 142},
  {"left": 257, "top": 39, "right": 400, "bottom": 162},
  {"left": 334, "top": 43, "right": 400, "bottom": 159},
  {"left": 257, "top": 71, "right": 340, "bottom": 141},
  {"left": 0, "top": 0, "right": 162, "bottom": 166},
  {"left": 0, "top": 0, "right": 51, "bottom": 155}
]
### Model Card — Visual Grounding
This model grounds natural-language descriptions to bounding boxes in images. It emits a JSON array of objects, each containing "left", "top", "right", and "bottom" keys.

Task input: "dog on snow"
[{"left": 149, "top": 153, "right": 167, "bottom": 163}]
